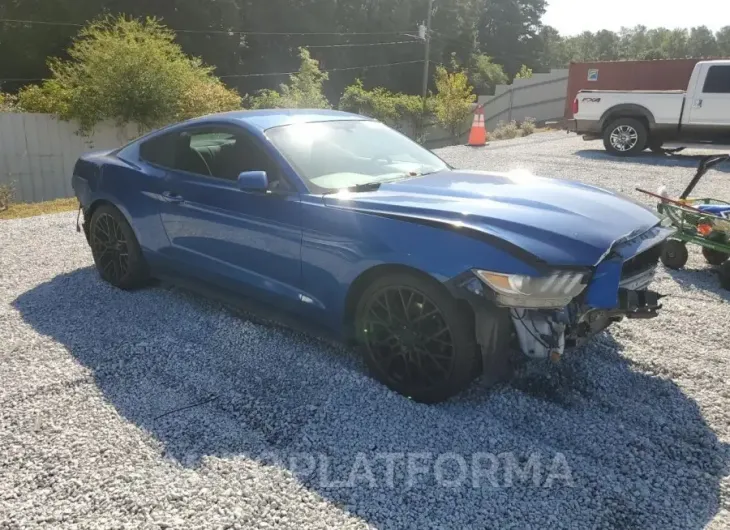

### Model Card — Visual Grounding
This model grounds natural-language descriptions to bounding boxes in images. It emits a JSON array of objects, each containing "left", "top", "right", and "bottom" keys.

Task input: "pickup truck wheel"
[
  {"left": 354, "top": 272, "right": 478, "bottom": 403},
  {"left": 660, "top": 239, "right": 688, "bottom": 270},
  {"left": 603, "top": 118, "right": 647, "bottom": 156}
]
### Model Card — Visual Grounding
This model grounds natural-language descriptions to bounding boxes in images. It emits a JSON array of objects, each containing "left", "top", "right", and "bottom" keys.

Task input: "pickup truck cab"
[{"left": 571, "top": 60, "right": 730, "bottom": 155}]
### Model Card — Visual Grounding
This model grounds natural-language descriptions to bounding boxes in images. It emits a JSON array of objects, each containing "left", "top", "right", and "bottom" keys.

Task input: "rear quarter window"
[{"left": 139, "top": 133, "right": 177, "bottom": 168}]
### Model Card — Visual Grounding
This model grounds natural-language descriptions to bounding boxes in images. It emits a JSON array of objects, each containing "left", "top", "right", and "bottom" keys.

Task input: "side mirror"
[{"left": 237, "top": 171, "right": 268, "bottom": 192}]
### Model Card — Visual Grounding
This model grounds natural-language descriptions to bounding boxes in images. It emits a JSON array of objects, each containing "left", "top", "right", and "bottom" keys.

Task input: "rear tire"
[
  {"left": 354, "top": 272, "right": 479, "bottom": 403},
  {"left": 660, "top": 239, "right": 688, "bottom": 270},
  {"left": 89, "top": 204, "right": 149, "bottom": 290},
  {"left": 603, "top": 117, "right": 647, "bottom": 156},
  {"left": 702, "top": 247, "right": 729, "bottom": 266}
]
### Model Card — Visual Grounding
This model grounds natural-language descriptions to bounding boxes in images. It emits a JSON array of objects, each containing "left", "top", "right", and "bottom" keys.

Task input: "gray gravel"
[{"left": 2, "top": 133, "right": 730, "bottom": 529}]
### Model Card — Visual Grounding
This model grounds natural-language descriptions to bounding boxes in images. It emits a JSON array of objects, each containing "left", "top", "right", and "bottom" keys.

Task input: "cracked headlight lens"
[{"left": 474, "top": 269, "right": 589, "bottom": 308}]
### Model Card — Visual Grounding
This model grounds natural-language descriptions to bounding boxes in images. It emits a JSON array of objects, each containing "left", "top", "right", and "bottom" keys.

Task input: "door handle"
[
  {"left": 693, "top": 99, "right": 703, "bottom": 108},
  {"left": 162, "top": 191, "right": 184, "bottom": 203}
]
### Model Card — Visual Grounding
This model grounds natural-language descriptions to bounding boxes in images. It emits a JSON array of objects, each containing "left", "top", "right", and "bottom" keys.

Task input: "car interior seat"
[{"left": 174, "top": 132, "right": 212, "bottom": 176}]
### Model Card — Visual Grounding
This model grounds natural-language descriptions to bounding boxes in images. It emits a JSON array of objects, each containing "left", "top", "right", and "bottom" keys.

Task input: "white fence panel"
[
  {"left": 477, "top": 69, "right": 569, "bottom": 132},
  {"left": 0, "top": 113, "right": 138, "bottom": 203}
]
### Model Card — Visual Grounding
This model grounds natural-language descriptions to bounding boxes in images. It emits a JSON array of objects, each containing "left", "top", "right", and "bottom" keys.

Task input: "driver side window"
[{"left": 140, "top": 126, "right": 289, "bottom": 190}]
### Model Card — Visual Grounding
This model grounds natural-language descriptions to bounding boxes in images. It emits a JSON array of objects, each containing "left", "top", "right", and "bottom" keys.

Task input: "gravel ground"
[{"left": 2, "top": 133, "right": 730, "bottom": 529}]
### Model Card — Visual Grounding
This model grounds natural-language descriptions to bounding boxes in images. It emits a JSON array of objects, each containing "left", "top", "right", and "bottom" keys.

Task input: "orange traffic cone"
[{"left": 468, "top": 106, "right": 488, "bottom": 146}]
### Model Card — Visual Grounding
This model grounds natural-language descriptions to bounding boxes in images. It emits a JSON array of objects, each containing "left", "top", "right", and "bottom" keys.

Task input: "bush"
[
  {"left": 247, "top": 89, "right": 284, "bottom": 110},
  {"left": 18, "top": 16, "right": 241, "bottom": 134},
  {"left": 520, "top": 117, "right": 536, "bottom": 136},
  {"left": 339, "top": 81, "right": 434, "bottom": 142},
  {"left": 339, "top": 79, "right": 399, "bottom": 123},
  {"left": 433, "top": 65, "right": 476, "bottom": 138},
  {"left": 0, "top": 92, "right": 19, "bottom": 112},
  {"left": 492, "top": 120, "right": 522, "bottom": 140},
  {"left": 514, "top": 65, "right": 533, "bottom": 80},
  {"left": 248, "top": 48, "right": 329, "bottom": 110},
  {"left": 468, "top": 54, "right": 508, "bottom": 95},
  {"left": 0, "top": 183, "right": 14, "bottom": 212},
  {"left": 17, "top": 80, "right": 71, "bottom": 115},
  {"left": 394, "top": 94, "right": 436, "bottom": 143},
  {"left": 177, "top": 76, "right": 243, "bottom": 121}
]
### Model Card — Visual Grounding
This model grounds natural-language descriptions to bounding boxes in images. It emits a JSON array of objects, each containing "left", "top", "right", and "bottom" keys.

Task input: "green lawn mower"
[{"left": 637, "top": 154, "right": 730, "bottom": 289}]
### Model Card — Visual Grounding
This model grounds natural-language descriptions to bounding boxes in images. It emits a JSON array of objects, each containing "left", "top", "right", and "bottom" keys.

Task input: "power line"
[
  {"left": 0, "top": 59, "right": 424, "bottom": 84},
  {"left": 0, "top": 18, "right": 417, "bottom": 37},
  {"left": 218, "top": 59, "right": 423, "bottom": 78},
  {"left": 307, "top": 40, "right": 420, "bottom": 49}
]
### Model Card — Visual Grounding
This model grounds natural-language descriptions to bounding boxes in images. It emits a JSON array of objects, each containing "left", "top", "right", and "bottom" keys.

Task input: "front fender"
[{"left": 300, "top": 198, "right": 541, "bottom": 328}]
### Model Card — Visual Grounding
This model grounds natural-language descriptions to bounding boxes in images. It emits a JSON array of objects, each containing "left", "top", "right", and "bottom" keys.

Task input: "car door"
[
  {"left": 685, "top": 64, "right": 730, "bottom": 136},
  {"left": 151, "top": 124, "right": 303, "bottom": 308}
]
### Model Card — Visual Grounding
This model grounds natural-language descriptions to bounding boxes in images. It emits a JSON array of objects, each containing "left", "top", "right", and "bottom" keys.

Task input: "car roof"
[{"left": 185, "top": 109, "right": 369, "bottom": 131}]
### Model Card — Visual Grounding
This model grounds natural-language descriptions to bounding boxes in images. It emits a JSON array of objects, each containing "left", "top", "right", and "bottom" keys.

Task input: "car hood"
[{"left": 322, "top": 169, "right": 661, "bottom": 267}]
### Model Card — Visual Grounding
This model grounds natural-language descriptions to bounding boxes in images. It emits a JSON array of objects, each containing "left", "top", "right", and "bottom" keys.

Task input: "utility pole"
[{"left": 420, "top": 0, "right": 434, "bottom": 109}]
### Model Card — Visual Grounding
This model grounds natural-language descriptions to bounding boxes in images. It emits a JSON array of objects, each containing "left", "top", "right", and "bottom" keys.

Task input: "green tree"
[
  {"left": 477, "top": 0, "right": 547, "bottom": 76},
  {"left": 534, "top": 25, "right": 570, "bottom": 68},
  {"left": 248, "top": 47, "right": 329, "bottom": 109},
  {"left": 338, "top": 80, "right": 434, "bottom": 141},
  {"left": 339, "top": 79, "right": 399, "bottom": 122},
  {"left": 688, "top": 26, "right": 719, "bottom": 57},
  {"left": 718, "top": 26, "right": 730, "bottom": 55},
  {"left": 433, "top": 65, "right": 476, "bottom": 138},
  {"left": 18, "top": 16, "right": 241, "bottom": 133},
  {"left": 279, "top": 48, "right": 330, "bottom": 109},
  {"left": 468, "top": 54, "right": 508, "bottom": 95},
  {"left": 514, "top": 64, "right": 533, "bottom": 80},
  {"left": 593, "top": 30, "right": 620, "bottom": 61}
]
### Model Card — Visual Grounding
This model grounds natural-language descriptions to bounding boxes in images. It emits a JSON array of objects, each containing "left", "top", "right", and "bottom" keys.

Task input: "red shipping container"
[{"left": 564, "top": 59, "right": 720, "bottom": 119}]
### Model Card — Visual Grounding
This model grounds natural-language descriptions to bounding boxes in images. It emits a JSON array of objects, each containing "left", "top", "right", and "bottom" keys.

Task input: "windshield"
[{"left": 265, "top": 120, "right": 448, "bottom": 192}]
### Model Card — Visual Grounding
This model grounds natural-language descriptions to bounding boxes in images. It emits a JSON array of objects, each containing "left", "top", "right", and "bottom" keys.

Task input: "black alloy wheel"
[
  {"left": 355, "top": 273, "right": 480, "bottom": 403},
  {"left": 362, "top": 286, "right": 455, "bottom": 389},
  {"left": 89, "top": 204, "right": 148, "bottom": 289},
  {"left": 91, "top": 212, "right": 130, "bottom": 284}
]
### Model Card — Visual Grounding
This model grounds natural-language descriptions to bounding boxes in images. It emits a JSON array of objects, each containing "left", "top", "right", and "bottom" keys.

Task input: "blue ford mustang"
[{"left": 72, "top": 109, "right": 673, "bottom": 402}]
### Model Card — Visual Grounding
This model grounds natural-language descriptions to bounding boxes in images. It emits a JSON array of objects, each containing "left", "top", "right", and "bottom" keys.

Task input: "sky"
[{"left": 543, "top": 0, "right": 730, "bottom": 36}]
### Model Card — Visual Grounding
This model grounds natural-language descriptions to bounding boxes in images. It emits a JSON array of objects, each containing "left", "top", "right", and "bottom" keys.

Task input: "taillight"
[{"left": 572, "top": 97, "right": 579, "bottom": 115}]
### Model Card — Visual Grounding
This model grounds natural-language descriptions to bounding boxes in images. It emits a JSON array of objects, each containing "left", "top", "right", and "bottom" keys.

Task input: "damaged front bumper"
[
  {"left": 455, "top": 225, "right": 673, "bottom": 362},
  {"left": 509, "top": 287, "right": 663, "bottom": 360}
]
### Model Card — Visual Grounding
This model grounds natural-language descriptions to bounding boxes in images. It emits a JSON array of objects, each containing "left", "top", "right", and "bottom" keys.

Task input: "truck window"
[{"left": 702, "top": 65, "right": 730, "bottom": 94}]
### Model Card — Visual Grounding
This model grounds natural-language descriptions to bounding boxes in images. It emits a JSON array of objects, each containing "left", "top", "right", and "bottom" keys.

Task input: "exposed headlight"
[{"left": 474, "top": 269, "right": 589, "bottom": 308}]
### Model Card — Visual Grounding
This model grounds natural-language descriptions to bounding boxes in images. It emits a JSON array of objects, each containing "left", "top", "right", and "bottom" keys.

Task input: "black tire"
[
  {"left": 660, "top": 239, "right": 688, "bottom": 270},
  {"left": 720, "top": 261, "right": 730, "bottom": 291},
  {"left": 354, "top": 272, "right": 479, "bottom": 403},
  {"left": 702, "top": 247, "right": 729, "bottom": 266},
  {"left": 603, "top": 117, "right": 648, "bottom": 156},
  {"left": 89, "top": 204, "right": 149, "bottom": 289}
]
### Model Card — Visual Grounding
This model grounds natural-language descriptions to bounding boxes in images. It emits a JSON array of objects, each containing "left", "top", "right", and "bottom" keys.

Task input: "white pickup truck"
[{"left": 570, "top": 59, "right": 730, "bottom": 155}]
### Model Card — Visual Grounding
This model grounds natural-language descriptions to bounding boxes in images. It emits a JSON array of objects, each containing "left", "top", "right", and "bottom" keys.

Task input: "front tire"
[
  {"left": 89, "top": 204, "right": 149, "bottom": 289},
  {"left": 354, "top": 272, "right": 478, "bottom": 403},
  {"left": 603, "top": 117, "right": 647, "bottom": 156}
]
